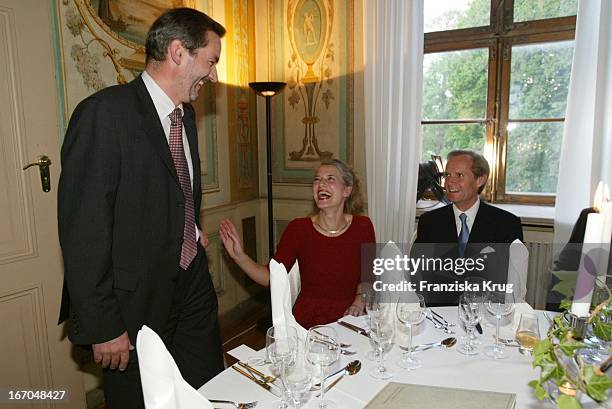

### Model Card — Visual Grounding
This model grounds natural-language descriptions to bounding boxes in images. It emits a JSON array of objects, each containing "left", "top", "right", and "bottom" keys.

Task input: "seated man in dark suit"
[{"left": 413, "top": 150, "right": 523, "bottom": 305}]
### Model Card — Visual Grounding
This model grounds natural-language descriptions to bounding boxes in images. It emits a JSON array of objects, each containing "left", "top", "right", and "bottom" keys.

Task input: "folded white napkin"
[
  {"left": 378, "top": 241, "right": 409, "bottom": 343},
  {"left": 507, "top": 239, "right": 529, "bottom": 301},
  {"left": 287, "top": 260, "right": 301, "bottom": 306},
  {"left": 270, "top": 259, "right": 308, "bottom": 338},
  {"left": 136, "top": 325, "right": 212, "bottom": 409},
  {"left": 378, "top": 241, "right": 406, "bottom": 304}
]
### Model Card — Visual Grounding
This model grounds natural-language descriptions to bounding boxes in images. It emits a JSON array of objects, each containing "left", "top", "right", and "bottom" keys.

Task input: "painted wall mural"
[
  {"left": 270, "top": 0, "right": 354, "bottom": 183},
  {"left": 225, "top": 0, "right": 259, "bottom": 201},
  {"left": 54, "top": 0, "right": 219, "bottom": 191}
]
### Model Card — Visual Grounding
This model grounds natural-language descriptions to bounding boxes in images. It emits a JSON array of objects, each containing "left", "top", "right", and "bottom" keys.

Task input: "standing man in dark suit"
[
  {"left": 414, "top": 150, "right": 523, "bottom": 304},
  {"left": 57, "top": 8, "right": 225, "bottom": 408}
]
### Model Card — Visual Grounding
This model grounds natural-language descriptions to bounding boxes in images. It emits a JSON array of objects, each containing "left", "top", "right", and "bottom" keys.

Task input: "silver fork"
[
  {"left": 426, "top": 315, "right": 454, "bottom": 334},
  {"left": 209, "top": 399, "right": 258, "bottom": 408},
  {"left": 431, "top": 309, "right": 456, "bottom": 327}
]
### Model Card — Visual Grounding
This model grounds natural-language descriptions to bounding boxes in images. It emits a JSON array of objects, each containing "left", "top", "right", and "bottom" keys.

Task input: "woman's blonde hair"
[{"left": 315, "top": 159, "right": 364, "bottom": 215}]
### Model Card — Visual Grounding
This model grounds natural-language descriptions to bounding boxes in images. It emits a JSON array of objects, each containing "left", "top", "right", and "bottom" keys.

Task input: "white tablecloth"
[{"left": 199, "top": 307, "right": 554, "bottom": 408}]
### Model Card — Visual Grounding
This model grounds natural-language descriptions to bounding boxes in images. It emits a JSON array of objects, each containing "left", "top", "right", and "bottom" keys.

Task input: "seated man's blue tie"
[{"left": 458, "top": 213, "right": 469, "bottom": 257}]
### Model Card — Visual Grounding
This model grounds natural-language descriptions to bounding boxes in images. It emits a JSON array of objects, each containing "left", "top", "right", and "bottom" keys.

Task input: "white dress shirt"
[
  {"left": 141, "top": 71, "right": 199, "bottom": 241},
  {"left": 452, "top": 198, "right": 480, "bottom": 238}
]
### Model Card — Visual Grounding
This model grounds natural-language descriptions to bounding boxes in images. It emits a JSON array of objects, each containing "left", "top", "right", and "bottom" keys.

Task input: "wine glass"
[
  {"left": 515, "top": 313, "right": 540, "bottom": 355},
  {"left": 484, "top": 291, "right": 516, "bottom": 359},
  {"left": 306, "top": 326, "right": 340, "bottom": 409},
  {"left": 461, "top": 276, "right": 487, "bottom": 345},
  {"left": 364, "top": 289, "right": 384, "bottom": 361},
  {"left": 457, "top": 293, "right": 483, "bottom": 355},
  {"left": 369, "top": 313, "right": 395, "bottom": 379},
  {"left": 395, "top": 293, "right": 426, "bottom": 369},
  {"left": 266, "top": 325, "right": 298, "bottom": 409},
  {"left": 282, "top": 352, "right": 313, "bottom": 409}
]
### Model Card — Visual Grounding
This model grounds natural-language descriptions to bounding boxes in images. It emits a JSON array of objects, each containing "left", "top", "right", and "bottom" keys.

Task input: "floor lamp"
[{"left": 249, "top": 81, "right": 286, "bottom": 259}]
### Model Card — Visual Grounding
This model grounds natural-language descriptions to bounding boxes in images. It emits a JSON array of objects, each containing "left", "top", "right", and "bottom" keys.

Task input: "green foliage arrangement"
[{"left": 529, "top": 288, "right": 611, "bottom": 408}]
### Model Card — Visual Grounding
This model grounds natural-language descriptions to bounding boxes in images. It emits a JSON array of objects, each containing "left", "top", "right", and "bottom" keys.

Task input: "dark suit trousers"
[{"left": 102, "top": 245, "right": 224, "bottom": 409}]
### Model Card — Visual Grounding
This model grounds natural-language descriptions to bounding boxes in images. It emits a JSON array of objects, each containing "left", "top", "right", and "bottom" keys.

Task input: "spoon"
[
  {"left": 400, "top": 337, "right": 457, "bottom": 352},
  {"left": 316, "top": 360, "right": 361, "bottom": 396},
  {"left": 313, "top": 360, "right": 360, "bottom": 389}
]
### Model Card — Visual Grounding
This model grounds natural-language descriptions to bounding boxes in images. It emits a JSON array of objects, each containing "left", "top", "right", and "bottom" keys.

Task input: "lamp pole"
[{"left": 249, "top": 82, "right": 286, "bottom": 259}]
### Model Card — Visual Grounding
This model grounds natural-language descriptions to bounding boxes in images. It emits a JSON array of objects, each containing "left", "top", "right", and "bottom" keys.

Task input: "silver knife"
[
  {"left": 231, "top": 365, "right": 282, "bottom": 397},
  {"left": 337, "top": 320, "right": 370, "bottom": 338},
  {"left": 238, "top": 361, "right": 284, "bottom": 394}
]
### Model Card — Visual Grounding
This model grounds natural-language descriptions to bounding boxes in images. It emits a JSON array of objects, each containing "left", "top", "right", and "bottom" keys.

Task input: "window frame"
[{"left": 422, "top": 0, "right": 576, "bottom": 205}]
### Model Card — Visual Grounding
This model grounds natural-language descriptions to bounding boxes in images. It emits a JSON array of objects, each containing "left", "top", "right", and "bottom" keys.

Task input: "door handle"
[{"left": 23, "top": 155, "right": 52, "bottom": 192}]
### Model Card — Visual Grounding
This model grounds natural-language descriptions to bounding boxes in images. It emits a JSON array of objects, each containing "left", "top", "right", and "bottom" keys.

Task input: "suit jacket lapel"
[
  {"left": 469, "top": 202, "right": 489, "bottom": 243},
  {"left": 434, "top": 205, "right": 460, "bottom": 258},
  {"left": 132, "top": 76, "right": 180, "bottom": 186},
  {"left": 443, "top": 205, "right": 459, "bottom": 242}
]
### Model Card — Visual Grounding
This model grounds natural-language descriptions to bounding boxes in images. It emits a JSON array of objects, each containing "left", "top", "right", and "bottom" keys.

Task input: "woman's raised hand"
[
  {"left": 219, "top": 218, "right": 271, "bottom": 287},
  {"left": 219, "top": 219, "right": 245, "bottom": 261}
]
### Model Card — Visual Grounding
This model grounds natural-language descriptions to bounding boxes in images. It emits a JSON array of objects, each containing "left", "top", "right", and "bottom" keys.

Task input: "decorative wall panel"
[
  {"left": 225, "top": 0, "right": 259, "bottom": 200},
  {"left": 0, "top": 8, "right": 35, "bottom": 264},
  {"left": 205, "top": 233, "right": 226, "bottom": 294},
  {"left": 0, "top": 287, "right": 52, "bottom": 407},
  {"left": 269, "top": 0, "right": 354, "bottom": 183}
]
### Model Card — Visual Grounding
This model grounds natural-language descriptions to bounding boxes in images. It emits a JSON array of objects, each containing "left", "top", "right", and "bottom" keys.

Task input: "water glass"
[
  {"left": 266, "top": 325, "right": 298, "bottom": 409},
  {"left": 462, "top": 277, "right": 487, "bottom": 345},
  {"left": 457, "top": 294, "right": 483, "bottom": 355},
  {"left": 368, "top": 314, "right": 394, "bottom": 379},
  {"left": 364, "top": 289, "right": 383, "bottom": 361},
  {"left": 306, "top": 326, "right": 340, "bottom": 409},
  {"left": 396, "top": 294, "right": 426, "bottom": 369},
  {"left": 485, "top": 291, "right": 516, "bottom": 359},
  {"left": 282, "top": 353, "right": 313, "bottom": 408}
]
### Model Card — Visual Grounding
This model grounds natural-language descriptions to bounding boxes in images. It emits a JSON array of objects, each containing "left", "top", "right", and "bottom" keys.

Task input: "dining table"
[{"left": 199, "top": 306, "right": 556, "bottom": 409}]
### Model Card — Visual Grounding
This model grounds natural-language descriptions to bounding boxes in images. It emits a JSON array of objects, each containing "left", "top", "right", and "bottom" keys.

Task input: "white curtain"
[
  {"left": 554, "top": 0, "right": 612, "bottom": 244},
  {"left": 364, "top": 0, "right": 424, "bottom": 244}
]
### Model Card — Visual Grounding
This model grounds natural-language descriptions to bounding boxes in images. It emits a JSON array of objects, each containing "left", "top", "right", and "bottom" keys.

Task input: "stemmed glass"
[
  {"left": 395, "top": 293, "right": 426, "bottom": 369},
  {"left": 282, "top": 352, "right": 313, "bottom": 408},
  {"left": 266, "top": 325, "right": 298, "bottom": 409},
  {"left": 368, "top": 313, "right": 395, "bottom": 379},
  {"left": 364, "top": 289, "right": 383, "bottom": 361},
  {"left": 457, "top": 293, "right": 483, "bottom": 355},
  {"left": 306, "top": 326, "right": 340, "bottom": 409},
  {"left": 461, "top": 277, "right": 486, "bottom": 345},
  {"left": 485, "top": 291, "right": 516, "bottom": 359}
]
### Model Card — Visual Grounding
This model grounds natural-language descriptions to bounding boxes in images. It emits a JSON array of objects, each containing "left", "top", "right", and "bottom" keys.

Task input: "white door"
[{"left": 0, "top": 0, "right": 86, "bottom": 407}]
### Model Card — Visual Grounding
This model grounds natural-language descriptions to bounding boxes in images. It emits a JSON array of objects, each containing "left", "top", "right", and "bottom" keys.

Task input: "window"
[{"left": 422, "top": 0, "right": 577, "bottom": 204}]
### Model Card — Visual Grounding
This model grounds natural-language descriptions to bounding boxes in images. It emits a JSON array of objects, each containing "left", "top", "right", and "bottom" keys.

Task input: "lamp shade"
[{"left": 249, "top": 82, "right": 286, "bottom": 97}]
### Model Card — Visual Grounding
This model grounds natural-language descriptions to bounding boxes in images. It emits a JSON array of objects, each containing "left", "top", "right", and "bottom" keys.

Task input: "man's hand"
[
  {"left": 199, "top": 229, "right": 210, "bottom": 248},
  {"left": 92, "top": 331, "right": 134, "bottom": 371}
]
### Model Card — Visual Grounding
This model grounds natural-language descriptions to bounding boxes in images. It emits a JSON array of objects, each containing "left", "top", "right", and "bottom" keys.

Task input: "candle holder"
[{"left": 567, "top": 313, "right": 588, "bottom": 339}]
